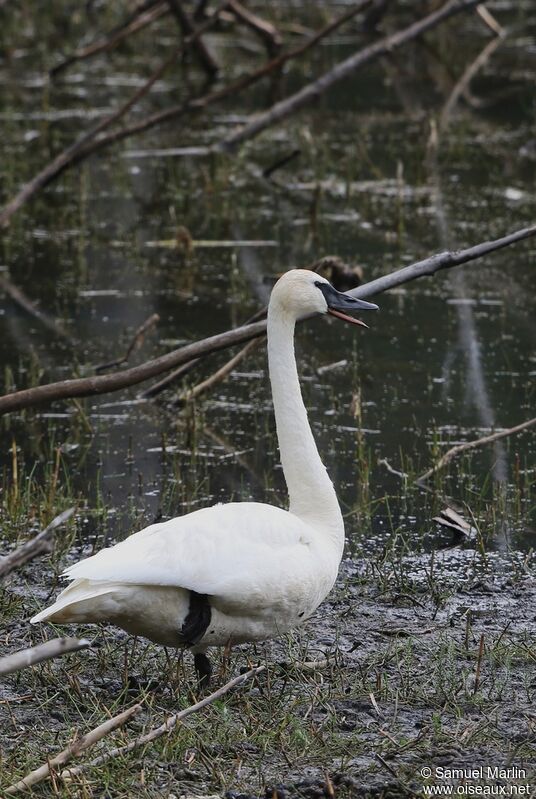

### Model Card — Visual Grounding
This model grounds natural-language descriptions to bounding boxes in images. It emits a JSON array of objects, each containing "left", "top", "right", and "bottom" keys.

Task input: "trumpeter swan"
[{"left": 31, "top": 270, "right": 378, "bottom": 685}]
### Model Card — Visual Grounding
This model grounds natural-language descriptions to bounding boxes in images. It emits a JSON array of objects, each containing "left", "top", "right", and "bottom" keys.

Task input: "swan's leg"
[
  {"left": 193, "top": 652, "right": 212, "bottom": 690},
  {"left": 220, "top": 638, "right": 233, "bottom": 681}
]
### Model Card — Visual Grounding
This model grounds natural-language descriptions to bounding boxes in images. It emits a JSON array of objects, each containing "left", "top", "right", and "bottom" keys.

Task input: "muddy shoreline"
[{"left": 2, "top": 548, "right": 534, "bottom": 796}]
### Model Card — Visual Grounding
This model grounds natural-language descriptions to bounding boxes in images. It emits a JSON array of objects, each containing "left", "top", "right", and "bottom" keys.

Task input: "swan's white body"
[{"left": 31, "top": 270, "right": 373, "bottom": 658}]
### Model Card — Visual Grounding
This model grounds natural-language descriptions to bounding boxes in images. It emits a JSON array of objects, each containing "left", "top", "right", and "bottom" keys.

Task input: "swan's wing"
[{"left": 63, "top": 503, "right": 323, "bottom": 610}]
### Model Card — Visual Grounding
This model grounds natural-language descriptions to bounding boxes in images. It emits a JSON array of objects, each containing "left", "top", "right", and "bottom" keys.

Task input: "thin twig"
[
  {"left": 172, "top": 337, "right": 262, "bottom": 405},
  {"left": 5, "top": 704, "right": 141, "bottom": 794},
  {"left": 476, "top": 4, "right": 505, "bottom": 36},
  {"left": 0, "top": 224, "right": 535, "bottom": 416},
  {"left": 140, "top": 305, "right": 268, "bottom": 399},
  {"left": 0, "top": 507, "right": 75, "bottom": 579},
  {"left": 0, "top": 273, "right": 70, "bottom": 340},
  {"left": 417, "top": 417, "right": 536, "bottom": 484},
  {"left": 0, "top": 637, "right": 91, "bottom": 677},
  {"left": 439, "top": 30, "right": 506, "bottom": 132},
  {"left": 139, "top": 357, "right": 203, "bottom": 399},
  {"left": 94, "top": 313, "right": 160, "bottom": 373},
  {"left": 50, "top": 1, "right": 168, "bottom": 77},
  {"left": 60, "top": 665, "right": 266, "bottom": 779},
  {"left": 228, "top": 0, "right": 282, "bottom": 56}
]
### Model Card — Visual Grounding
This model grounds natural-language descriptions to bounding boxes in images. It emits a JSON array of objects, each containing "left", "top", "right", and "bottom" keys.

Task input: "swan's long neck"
[{"left": 267, "top": 304, "right": 344, "bottom": 553}]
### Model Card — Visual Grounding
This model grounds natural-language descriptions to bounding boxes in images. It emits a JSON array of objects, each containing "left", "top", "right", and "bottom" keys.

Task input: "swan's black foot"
[{"left": 193, "top": 652, "right": 212, "bottom": 691}]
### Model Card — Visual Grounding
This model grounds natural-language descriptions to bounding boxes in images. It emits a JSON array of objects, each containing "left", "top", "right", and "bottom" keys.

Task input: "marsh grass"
[
  {"left": 1, "top": 347, "right": 533, "bottom": 797},
  {"left": 1, "top": 439, "right": 534, "bottom": 797}
]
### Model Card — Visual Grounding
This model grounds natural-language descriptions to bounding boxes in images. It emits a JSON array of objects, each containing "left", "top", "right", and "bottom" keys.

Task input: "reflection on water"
[{"left": 0, "top": 3, "right": 534, "bottom": 556}]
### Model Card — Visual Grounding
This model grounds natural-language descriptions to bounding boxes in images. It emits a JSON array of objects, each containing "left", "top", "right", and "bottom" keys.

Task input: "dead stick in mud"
[
  {"left": 0, "top": 507, "right": 75, "bottom": 579},
  {"left": 172, "top": 337, "right": 262, "bottom": 405},
  {"left": 4, "top": 704, "right": 141, "bottom": 795},
  {"left": 0, "top": 1, "right": 372, "bottom": 229},
  {"left": 50, "top": 0, "right": 168, "bottom": 77},
  {"left": 94, "top": 313, "right": 160, "bottom": 373},
  {"left": 0, "top": 224, "right": 535, "bottom": 416},
  {"left": 0, "top": 273, "right": 71, "bottom": 340},
  {"left": 215, "top": 0, "right": 481, "bottom": 152},
  {"left": 417, "top": 417, "right": 536, "bottom": 484},
  {"left": 60, "top": 664, "right": 266, "bottom": 779},
  {"left": 0, "top": 637, "right": 91, "bottom": 677}
]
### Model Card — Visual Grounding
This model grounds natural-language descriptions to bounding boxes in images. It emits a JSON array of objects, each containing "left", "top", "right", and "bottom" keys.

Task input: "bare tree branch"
[
  {"left": 228, "top": 0, "right": 282, "bottom": 56},
  {"left": 173, "top": 337, "right": 262, "bottom": 405},
  {"left": 439, "top": 30, "right": 506, "bottom": 132},
  {"left": 417, "top": 417, "right": 536, "bottom": 484},
  {"left": 0, "top": 224, "right": 534, "bottom": 416},
  {"left": 215, "top": 0, "right": 481, "bottom": 152},
  {"left": 0, "top": 49, "right": 180, "bottom": 229},
  {"left": 0, "top": 507, "right": 76, "bottom": 579},
  {"left": 0, "top": 637, "right": 91, "bottom": 677},
  {"left": 5, "top": 703, "right": 141, "bottom": 794},
  {"left": 95, "top": 313, "right": 160, "bottom": 373},
  {"left": 50, "top": 1, "right": 168, "bottom": 77},
  {"left": 60, "top": 664, "right": 266, "bottom": 779},
  {"left": 0, "top": 1, "right": 372, "bottom": 229},
  {"left": 0, "top": 273, "right": 71, "bottom": 340}
]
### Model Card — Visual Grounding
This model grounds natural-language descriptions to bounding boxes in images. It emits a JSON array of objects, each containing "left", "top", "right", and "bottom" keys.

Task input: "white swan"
[{"left": 31, "top": 269, "right": 378, "bottom": 685}]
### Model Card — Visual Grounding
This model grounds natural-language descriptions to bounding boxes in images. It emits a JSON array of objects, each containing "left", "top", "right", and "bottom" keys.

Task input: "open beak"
[
  {"left": 327, "top": 308, "right": 370, "bottom": 328},
  {"left": 316, "top": 281, "right": 379, "bottom": 328}
]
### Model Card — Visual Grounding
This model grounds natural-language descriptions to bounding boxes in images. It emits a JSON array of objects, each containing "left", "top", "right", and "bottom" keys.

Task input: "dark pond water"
[{"left": 0, "top": 3, "right": 534, "bottom": 557}]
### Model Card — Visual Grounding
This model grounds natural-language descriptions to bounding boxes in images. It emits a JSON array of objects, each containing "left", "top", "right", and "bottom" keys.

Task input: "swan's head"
[{"left": 269, "top": 269, "right": 378, "bottom": 327}]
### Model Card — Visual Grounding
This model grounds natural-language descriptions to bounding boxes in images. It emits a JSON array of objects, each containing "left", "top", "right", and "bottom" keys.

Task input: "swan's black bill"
[{"left": 315, "top": 281, "right": 379, "bottom": 328}]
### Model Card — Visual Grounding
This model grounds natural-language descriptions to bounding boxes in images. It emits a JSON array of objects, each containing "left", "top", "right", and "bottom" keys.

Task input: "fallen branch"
[
  {"left": 60, "top": 664, "right": 266, "bottom": 779},
  {"left": 216, "top": 0, "right": 481, "bottom": 152},
  {"left": 0, "top": 1, "right": 373, "bottom": 229},
  {"left": 0, "top": 507, "right": 75, "bottom": 579},
  {"left": 0, "top": 47, "right": 180, "bottom": 229},
  {"left": 439, "top": 28, "right": 506, "bottom": 132},
  {"left": 140, "top": 305, "right": 268, "bottom": 399},
  {"left": 0, "top": 637, "right": 91, "bottom": 677},
  {"left": 0, "top": 273, "right": 71, "bottom": 340},
  {"left": 0, "top": 224, "right": 534, "bottom": 416},
  {"left": 95, "top": 313, "right": 160, "bottom": 373},
  {"left": 0, "top": 321, "right": 266, "bottom": 415},
  {"left": 417, "top": 417, "right": 536, "bottom": 483},
  {"left": 5, "top": 703, "right": 141, "bottom": 795},
  {"left": 139, "top": 357, "right": 203, "bottom": 399}
]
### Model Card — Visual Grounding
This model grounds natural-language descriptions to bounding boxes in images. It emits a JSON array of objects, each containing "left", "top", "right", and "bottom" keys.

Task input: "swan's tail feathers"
[{"left": 30, "top": 579, "right": 118, "bottom": 624}]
